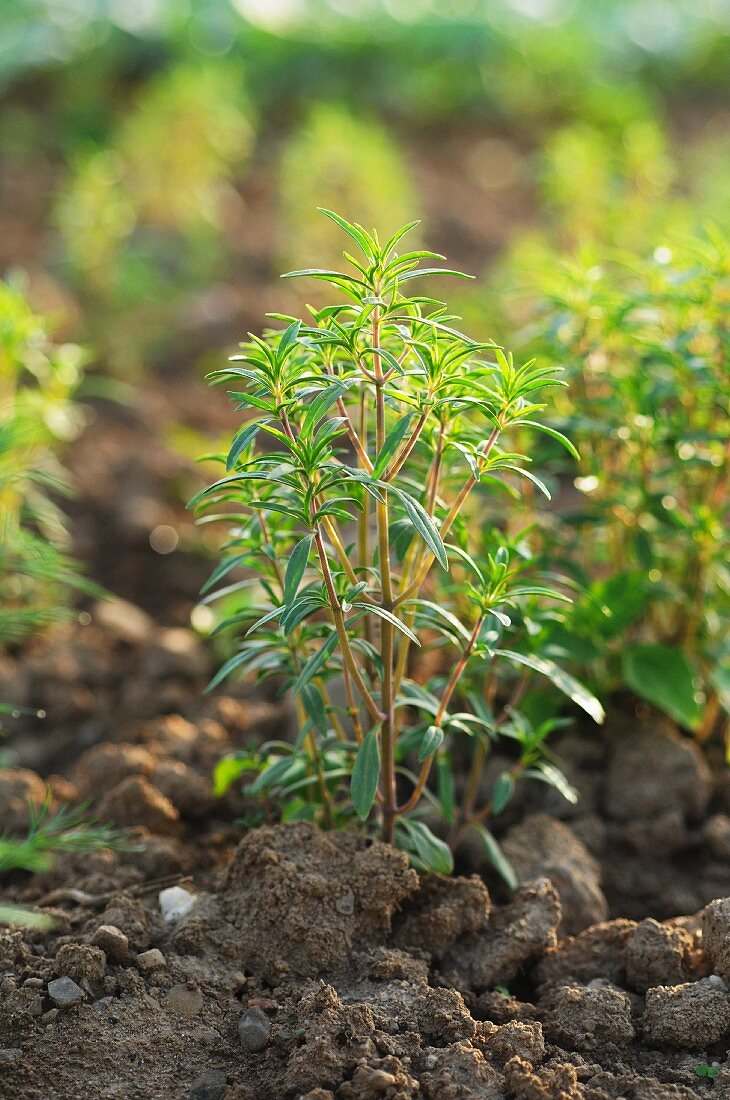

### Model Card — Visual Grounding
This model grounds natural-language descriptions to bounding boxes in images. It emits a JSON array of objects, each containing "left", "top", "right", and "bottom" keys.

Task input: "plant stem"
[
  {"left": 373, "top": 306, "right": 398, "bottom": 842},
  {"left": 396, "top": 613, "right": 484, "bottom": 815},
  {"left": 313, "top": 522, "right": 383, "bottom": 725},
  {"left": 395, "top": 424, "right": 502, "bottom": 608}
]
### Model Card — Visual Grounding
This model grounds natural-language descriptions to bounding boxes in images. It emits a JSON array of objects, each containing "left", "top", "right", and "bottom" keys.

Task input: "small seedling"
[{"left": 196, "top": 211, "right": 602, "bottom": 873}]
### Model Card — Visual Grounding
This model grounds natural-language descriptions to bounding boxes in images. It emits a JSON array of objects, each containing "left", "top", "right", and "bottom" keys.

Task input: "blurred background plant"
[
  {"left": 0, "top": 279, "right": 95, "bottom": 655},
  {"left": 484, "top": 228, "right": 729, "bottom": 743}
]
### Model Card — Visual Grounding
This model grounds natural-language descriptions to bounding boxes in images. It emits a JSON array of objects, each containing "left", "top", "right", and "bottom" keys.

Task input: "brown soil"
[
  {"left": 2, "top": 810, "right": 730, "bottom": 1099},
  {"left": 0, "top": 592, "right": 729, "bottom": 1100}
]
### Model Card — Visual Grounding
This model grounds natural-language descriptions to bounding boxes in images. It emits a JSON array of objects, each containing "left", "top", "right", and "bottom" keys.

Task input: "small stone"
[
  {"left": 0, "top": 978, "right": 16, "bottom": 995},
  {"left": 166, "top": 984, "right": 203, "bottom": 1017},
  {"left": 0, "top": 1049, "right": 22, "bottom": 1066},
  {"left": 91, "top": 924, "right": 130, "bottom": 963},
  {"left": 41, "top": 1009, "right": 59, "bottom": 1027},
  {"left": 238, "top": 1005, "right": 271, "bottom": 1053},
  {"left": 188, "top": 1069, "right": 228, "bottom": 1100},
  {"left": 47, "top": 977, "right": 86, "bottom": 1009},
  {"left": 22, "top": 978, "right": 44, "bottom": 989},
  {"left": 159, "top": 886, "right": 196, "bottom": 923},
  {"left": 335, "top": 887, "right": 355, "bottom": 915},
  {"left": 136, "top": 949, "right": 166, "bottom": 971}
]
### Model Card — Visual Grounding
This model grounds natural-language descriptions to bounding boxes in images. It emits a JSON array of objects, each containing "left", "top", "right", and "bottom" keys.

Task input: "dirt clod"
[
  {"left": 221, "top": 823, "right": 418, "bottom": 979},
  {"left": 625, "top": 917, "right": 694, "bottom": 992},
  {"left": 443, "top": 877, "right": 561, "bottom": 992},
  {"left": 484, "top": 1020, "right": 546, "bottom": 1065},
  {"left": 701, "top": 896, "right": 730, "bottom": 980},
  {"left": 605, "top": 724, "right": 711, "bottom": 822},
  {"left": 543, "top": 982, "right": 635, "bottom": 1051},
  {"left": 54, "top": 943, "right": 106, "bottom": 984},
  {"left": 97, "top": 775, "right": 180, "bottom": 832},
  {"left": 643, "top": 977, "right": 730, "bottom": 1047}
]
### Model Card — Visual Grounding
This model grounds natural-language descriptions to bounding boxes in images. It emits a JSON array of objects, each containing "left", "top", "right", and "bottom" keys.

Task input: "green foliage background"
[{"left": 0, "top": 0, "right": 728, "bottom": 739}]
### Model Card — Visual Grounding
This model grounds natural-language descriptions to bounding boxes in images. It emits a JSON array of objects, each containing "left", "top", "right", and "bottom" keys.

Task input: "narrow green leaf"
[
  {"left": 491, "top": 771, "right": 515, "bottom": 814},
  {"left": 226, "top": 420, "right": 270, "bottom": 471},
  {"left": 213, "top": 753, "right": 258, "bottom": 797},
  {"left": 301, "top": 683, "right": 328, "bottom": 734},
  {"left": 472, "top": 824, "right": 518, "bottom": 890},
  {"left": 418, "top": 724, "right": 444, "bottom": 763},
  {"left": 293, "top": 632, "right": 338, "bottom": 695},
  {"left": 373, "top": 415, "right": 413, "bottom": 477},
  {"left": 497, "top": 649, "right": 605, "bottom": 724},
  {"left": 284, "top": 535, "right": 314, "bottom": 605},
  {"left": 390, "top": 487, "right": 448, "bottom": 569},
  {"left": 277, "top": 319, "right": 301, "bottom": 359},
  {"left": 317, "top": 208, "right": 376, "bottom": 258},
  {"left": 436, "top": 755, "right": 456, "bottom": 824},
  {"left": 519, "top": 420, "right": 580, "bottom": 460},
  {"left": 351, "top": 602, "right": 420, "bottom": 645},
  {"left": 399, "top": 819, "right": 454, "bottom": 874},
  {"left": 351, "top": 728, "right": 381, "bottom": 821}
]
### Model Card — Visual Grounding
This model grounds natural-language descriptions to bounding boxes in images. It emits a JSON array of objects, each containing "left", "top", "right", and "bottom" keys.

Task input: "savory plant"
[{"left": 195, "top": 212, "right": 603, "bottom": 874}]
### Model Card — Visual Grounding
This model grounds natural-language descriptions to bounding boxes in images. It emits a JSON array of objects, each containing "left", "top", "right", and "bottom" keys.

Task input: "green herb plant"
[
  {"left": 196, "top": 212, "right": 603, "bottom": 874},
  {"left": 0, "top": 284, "right": 117, "bottom": 924},
  {"left": 497, "top": 227, "right": 729, "bottom": 743},
  {"left": 0, "top": 280, "right": 97, "bottom": 661}
]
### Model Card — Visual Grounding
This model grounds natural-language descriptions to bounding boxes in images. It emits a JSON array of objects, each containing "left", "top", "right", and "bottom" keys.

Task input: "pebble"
[
  {"left": 0, "top": 978, "right": 16, "bottom": 994},
  {"left": 159, "top": 886, "right": 196, "bottom": 923},
  {"left": 137, "top": 949, "right": 166, "bottom": 971},
  {"left": 187, "top": 1068, "right": 227, "bottom": 1100},
  {"left": 165, "top": 984, "right": 203, "bottom": 1018},
  {"left": 47, "top": 977, "right": 86, "bottom": 1009},
  {"left": 238, "top": 1006, "right": 271, "bottom": 1053},
  {"left": 22, "top": 978, "right": 43, "bottom": 989},
  {"left": 92, "top": 925, "right": 130, "bottom": 963},
  {"left": 0, "top": 1049, "right": 22, "bottom": 1066},
  {"left": 41, "top": 1009, "right": 59, "bottom": 1027}
]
